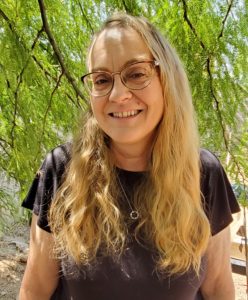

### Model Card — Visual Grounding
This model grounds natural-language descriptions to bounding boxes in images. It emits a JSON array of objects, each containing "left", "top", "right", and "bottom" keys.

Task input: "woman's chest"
[{"left": 56, "top": 242, "right": 206, "bottom": 300}]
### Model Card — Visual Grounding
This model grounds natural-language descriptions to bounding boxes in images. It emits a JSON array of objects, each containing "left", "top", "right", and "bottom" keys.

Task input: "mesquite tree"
[{"left": 0, "top": 0, "right": 247, "bottom": 226}]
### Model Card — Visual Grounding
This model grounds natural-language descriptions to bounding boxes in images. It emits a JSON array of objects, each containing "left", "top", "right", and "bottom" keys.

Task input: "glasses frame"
[{"left": 81, "top": 60, "right": 160, "bottom": 97}]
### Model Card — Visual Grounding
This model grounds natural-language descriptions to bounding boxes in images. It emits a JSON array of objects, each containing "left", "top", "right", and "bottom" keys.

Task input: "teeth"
[{"left": 112, "top": 110, "right": 139, "bottom": 118}]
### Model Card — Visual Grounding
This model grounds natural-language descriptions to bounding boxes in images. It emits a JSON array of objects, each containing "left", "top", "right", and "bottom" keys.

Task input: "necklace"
[{"left": 117, "top": 176, "right": 140, "bottom": 220}]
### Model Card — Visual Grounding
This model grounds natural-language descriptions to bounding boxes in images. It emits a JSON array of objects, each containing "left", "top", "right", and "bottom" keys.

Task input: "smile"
[{"left": 110, "top": 110, "right": 141, "bottom": 118}]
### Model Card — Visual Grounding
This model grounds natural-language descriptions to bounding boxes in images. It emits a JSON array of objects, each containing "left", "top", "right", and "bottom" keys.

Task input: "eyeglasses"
[{"left": 81, "top": 60, "right": 159, "bottom": 97}]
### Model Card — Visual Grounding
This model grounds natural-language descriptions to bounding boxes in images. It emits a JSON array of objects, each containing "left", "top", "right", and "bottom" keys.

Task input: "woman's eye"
[
  {"left": 95, "top": 79, "right": 107, "bottom": 85},
  {"left": 126, "top": 68, "right": 148, "bottom": 80},
  {"left": 130, "top": 72, "right": 145, "bottom": 79},
  {"left": 94, "top": 77, "right": 111, "bottom": 85},
  {"left": 92, "top": 74, "right": 111, "bottom": 86}
]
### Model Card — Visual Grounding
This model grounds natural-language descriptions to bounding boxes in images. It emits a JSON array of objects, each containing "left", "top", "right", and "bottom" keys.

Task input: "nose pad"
[{"left": 108, "top": 76, "right": 132, "bottom": 103}]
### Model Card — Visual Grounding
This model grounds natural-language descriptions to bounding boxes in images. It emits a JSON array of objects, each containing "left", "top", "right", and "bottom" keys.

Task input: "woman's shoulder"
[
  {"left": 199, "top": 148, "right": 229, "bottom": 191},
  {"left": 199, "top": 148, "right": 240, "bottom": 235},
  {"left": 42, "top": 142, "right": 72, "bottom": 172},
  {"left": 199, "top": 148, "right": 227, "bottom": 182},
  {"left": 200, "top": 148, "right": 221, "bottom": 171}
]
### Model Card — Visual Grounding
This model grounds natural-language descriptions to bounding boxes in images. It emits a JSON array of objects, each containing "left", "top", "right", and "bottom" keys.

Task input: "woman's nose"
[{"left": 108, "top": 76, "right": 132, "bottom": 103}]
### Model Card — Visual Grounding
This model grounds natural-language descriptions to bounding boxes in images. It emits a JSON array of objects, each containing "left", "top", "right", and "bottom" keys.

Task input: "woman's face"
[{"left": 89, "top": 27, "right": 164, "bottom": 151}]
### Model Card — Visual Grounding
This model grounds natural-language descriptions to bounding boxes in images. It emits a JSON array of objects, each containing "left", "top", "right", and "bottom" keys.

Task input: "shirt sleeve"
[
  {"left": 22, "top": 144, "right": 71, "bottom": 232},
  {"left": 200, "top": 149, "right": 240, "bottom": 236}
]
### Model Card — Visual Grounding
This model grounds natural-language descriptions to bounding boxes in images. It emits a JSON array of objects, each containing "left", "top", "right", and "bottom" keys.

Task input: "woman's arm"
[
  {"left": 19, "top": 214, "right": 60, "bottom": 300},
  {"left": 200, "top": 226, "right": 235, "bottom": 300}
]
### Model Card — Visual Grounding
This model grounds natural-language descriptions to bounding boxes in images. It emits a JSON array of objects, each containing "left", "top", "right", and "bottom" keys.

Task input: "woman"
[{"left": 19, "top": 13, "right": 239, "bottom": 300}]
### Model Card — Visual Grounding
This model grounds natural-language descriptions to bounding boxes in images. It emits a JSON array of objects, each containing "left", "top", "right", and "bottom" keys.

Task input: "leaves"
[{"left": 0, "top": 0, "right": 247, "bottom": 226}]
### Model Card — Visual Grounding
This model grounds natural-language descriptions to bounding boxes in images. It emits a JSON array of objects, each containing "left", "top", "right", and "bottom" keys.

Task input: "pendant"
[{"left": 130, "top": 210, "right": 139, "bottom": 220}]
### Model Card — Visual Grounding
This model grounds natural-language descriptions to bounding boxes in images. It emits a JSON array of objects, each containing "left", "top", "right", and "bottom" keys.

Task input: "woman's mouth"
[{"left": 109, "top": 110, "right": 142, "bottom": 118}]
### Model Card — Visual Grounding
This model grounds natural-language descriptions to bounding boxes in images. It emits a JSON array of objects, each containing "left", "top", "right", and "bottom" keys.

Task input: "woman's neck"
[{"left": 110, "top": 142, "right": 152, "bottom": 171}]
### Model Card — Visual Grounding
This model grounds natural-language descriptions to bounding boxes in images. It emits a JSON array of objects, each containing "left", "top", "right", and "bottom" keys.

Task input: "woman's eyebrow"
[{"left": 91, "top": 57, "right": 152, "bottom": 73}]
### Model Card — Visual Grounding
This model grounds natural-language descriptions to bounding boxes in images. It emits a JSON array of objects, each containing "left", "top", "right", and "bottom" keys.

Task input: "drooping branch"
[
  {"left": 10, "top": 68, "right": 24, "bottom": 148},
  {"left": 43, "top": 71, "right": 64, "bottom": 133},
  {"left": 9, "top": 26, "right": 45, "bottom": 147},
  {"left": 237, "top": 84, "right": 248, "bottom": 96},
  {"left": 0, "top": 8, "right": 45, "bottom": 74},
  {"left": 77, "top": 1, "right": 94, "bottom": 34},
  {"left": 31, "top": 26, "right": 44, "bottom": 50},
  {"left": 122, "top": 0, "right": 131, "bottom": 13},
  {"left": 10, "top": 95, "right": 18, "bottom": 148},
  {"left": 32, "top": 55, "right": 82, "bottom": 108},
  {"left": 32, "top": 55, "right": 56, "bottom": 81},
  {"left": 0, "top": 8, "right": 30, "bottom": 56},
  {"left": 218, "top": 0, "right": 234, "bottom": 39},
  {"left": 66, "top": 92, "right": 83, "bottom": 109},
  {"left": 10, "top": 52, "right": 33, "bottom": 147},
  {"left": 0, "top": 8, "right": 13, "bottom": 31},
  {"left": 180, "top": 1, "right": 226, "bottom": 146},
  {"left": 206, "top": 57, "right": 245, "bottom": 180},
  {"left": 179, "top": 1, "right": 245, "bottom": 180},
  {"left": 181, "top": 0, "right": 206, "bottom": 51},
  {"left": 206, "top": 58, "right": 229, "bottom": 148},
  {"left": 1, "top": 8, "right": 43, "bottom": 53},
  {"left": 0, "top": 11, "right": 48, "bottom": 148},
  {"left": 38, "top": 0, "right": 85, "bottom": 101},
  {"left": 0, "top": 138, "right": 11, "bottom": 157},
  {"left": 36, "top": 71, "right": 64, "bottom": 159},
  {"left": 1, "top": 5, "right": 84, "bottom": 107},
  {"left": 0, "top": 137, "right": 10, "bottom": 146}
]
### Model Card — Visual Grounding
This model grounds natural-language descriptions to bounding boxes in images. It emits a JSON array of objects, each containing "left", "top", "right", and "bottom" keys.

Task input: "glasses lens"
[
  {"left": 122, "top": 62, "right": 153, "bottom": 90},
  {"left": 84, "top": 72, "right": 112, "bottom": 96}
]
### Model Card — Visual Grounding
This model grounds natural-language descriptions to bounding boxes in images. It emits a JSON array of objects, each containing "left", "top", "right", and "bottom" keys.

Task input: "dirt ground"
[
  {"left": 0, "top": 223, "right": 29, "bottom": 300},
  {"left": 0, "top": 223, "right": 247, "bottom": 300}
]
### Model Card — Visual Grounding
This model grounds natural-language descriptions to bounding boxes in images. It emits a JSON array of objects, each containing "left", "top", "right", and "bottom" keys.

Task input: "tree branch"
[
  {"left": 0, "top": 8, "right": 13, "bottom": 31},
  {"left": 66, "top": 91, "right": 82, "bottom": 109},
  {"left": 31, "top": 26, "right": 44, "bottom": 50},
  {"left": 43, "top": 71, "right": 64, "bottom": 132},
  {"left": 122, "top": 0, "right": 131, "bottom": 13},
  {"left": 38, "top": 0, "right": 85, "bottom": 101},
  {"left": 36, "top": 71, "right": 64, "bottom": 159},
  {"left": 0, "top": 138, "right": 11, "bottom": 157},
  {"left": 10, "top": 52, "right": 33, "bottom": 147},
  {"left": 218, "top": 0, "right": 234, "bottom": 39},
  {"left": 206, "top": 58, "right": 228, "bottom": 147},
  {"left": 10, "top": 72, "right": 22, "bottom": 148},
  {"left": 0, "top": 8, "right": 29, "bottom": 55},
  {"left": 180, "top": 0, "right": 245, "bottom": 180},
  {"left": 32, "top": 55, "right": 56, "bottom": 81},
  {"left": 206, "top": 57, "right": 245, "bottom": 180},
  {"left": 181, "top": 0, "right": 206, "bottom": 51},
  {"left": 1, "top": 6, "right": 84, "bottom": 108},
  {"left": 77, "top": 1, "right": 94, "bottom": 34},
  {"left": 10, "top": 98, "right": 17, "bottom": 148},
  {"left": 32, "top": 55, "right": 81, "bottom": 108}
]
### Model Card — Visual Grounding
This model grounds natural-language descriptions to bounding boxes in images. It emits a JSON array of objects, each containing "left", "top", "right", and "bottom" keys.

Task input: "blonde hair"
[{"left": 50, "top": 13, "right": 210, "bottom": 275}]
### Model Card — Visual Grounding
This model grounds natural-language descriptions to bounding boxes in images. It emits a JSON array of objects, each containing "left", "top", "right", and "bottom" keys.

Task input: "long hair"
[{"left": 49, "top": 13, "right": 210, "bottom": 275}]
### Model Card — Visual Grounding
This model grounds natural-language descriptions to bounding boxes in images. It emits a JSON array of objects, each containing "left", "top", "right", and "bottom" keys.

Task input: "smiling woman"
[
  {"left": 87, "top": 28, "right": 164, "bottom": 161},
  {"left": 19, "top": 13, "right": 240, "bottom": 300}
]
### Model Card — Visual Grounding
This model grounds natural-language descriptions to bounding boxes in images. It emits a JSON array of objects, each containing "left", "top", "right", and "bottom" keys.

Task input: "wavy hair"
[{"left": 49, "top": 13, "right": 210, "bottom": 275}]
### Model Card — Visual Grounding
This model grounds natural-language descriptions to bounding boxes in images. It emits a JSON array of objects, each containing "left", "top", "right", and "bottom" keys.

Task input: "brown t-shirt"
[{"left": 22, "top": 144, "right": 240, "bottom": 300}]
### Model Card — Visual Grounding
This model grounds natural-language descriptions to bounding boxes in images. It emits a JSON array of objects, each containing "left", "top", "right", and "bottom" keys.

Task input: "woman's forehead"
[{"left": 89, "top": 28, "right": 152, "bottom": 71}]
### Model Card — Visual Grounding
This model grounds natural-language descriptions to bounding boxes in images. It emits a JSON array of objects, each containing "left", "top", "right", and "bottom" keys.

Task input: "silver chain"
[{"left": 117, "top": 176, "right": 140, "bottom": 220}]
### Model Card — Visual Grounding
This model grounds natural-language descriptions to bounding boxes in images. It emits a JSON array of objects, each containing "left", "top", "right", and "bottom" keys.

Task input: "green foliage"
[
  {"left": 0, "top": 0, "right": 247, "bottom": 227},
  {"left": 232, "top": 183, "right": 248, "bottom": 207},
  {"left": 0, "top": 185, "right": 19, "bottom": 234}
]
